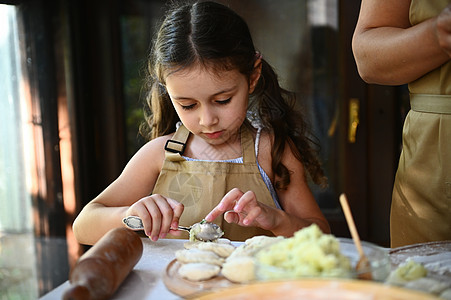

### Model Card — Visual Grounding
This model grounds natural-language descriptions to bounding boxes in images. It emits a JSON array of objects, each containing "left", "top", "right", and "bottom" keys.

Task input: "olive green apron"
[
  {"left": 152, "top": 124, "right": 276, "bottom": 241},
  {"left": 390, "top": 0, "right": 451, "bottom": 247}
]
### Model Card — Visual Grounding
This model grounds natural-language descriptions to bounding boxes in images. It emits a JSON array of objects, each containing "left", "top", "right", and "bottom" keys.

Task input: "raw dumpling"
[
  {"left": 183, "top": 241, "right": 201, "bottom": 250},
  {"left": 222, "top": 256, "right": 256, "bottom": 283},
  {"left": 178, "top": 262, "right": 221, "bottom": 281},
  {"left": 245, "top": 235, "right": 284, "bottom": 247},
  {"left": 226, "top": 236, "right": 284, "bottom": 262},
  {"left": 217, "top": 238, "right": 232, "bottom": 245},
  {"left": 197, "top": 242, "right": 236, "bottom": 258},
  {"left": 183, "top": 238, "right": 233, "bottom": 250},
  {"left": 175, "top": 248, "right": 224, "bottom": 266}
]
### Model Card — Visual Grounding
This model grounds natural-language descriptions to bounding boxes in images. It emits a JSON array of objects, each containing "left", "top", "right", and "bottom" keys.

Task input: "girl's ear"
[{"left": 249, "top": 58, "right": 262, "bottom": 94}]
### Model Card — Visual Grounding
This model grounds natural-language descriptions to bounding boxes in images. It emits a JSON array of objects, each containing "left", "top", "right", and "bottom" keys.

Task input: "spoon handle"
[
  {"left": 122, "top": 216, "right": 191, "bottom": 232},
  {"left": 176, "top": 226, "right": 191, "bottom": 232}
]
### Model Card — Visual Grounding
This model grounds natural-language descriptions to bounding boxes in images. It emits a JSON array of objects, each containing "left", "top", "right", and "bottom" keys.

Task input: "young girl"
[{"left": 73, "top": 1, "right": 330, "bottom": 245}]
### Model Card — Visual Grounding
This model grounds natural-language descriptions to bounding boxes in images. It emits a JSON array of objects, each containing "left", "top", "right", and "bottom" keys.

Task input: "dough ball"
[
  {"left": 197, "top": 241, "right": 236, "bottom": 258},
  {"left": 175, "top": 249, "right": 224, "bottom": 266},
  {"left": 178, "top": 262, "right": 221, "bottom": 281},
  {"left": 222, "top": 256, "right": 256, "bottom": 283}
]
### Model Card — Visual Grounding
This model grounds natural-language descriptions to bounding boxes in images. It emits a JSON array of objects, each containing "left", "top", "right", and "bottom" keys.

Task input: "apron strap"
[
  {"left": 164, "top": 124, "right": 190, "bottom": 154},
  {"left": 410, "top": 94, "right": 451, "bottom": 114},
  {"left": 164, "top": 123, "right": 257, "bottom": 163},
  {"left": 241, "top": 125, "right": 257, "bottom": 164}
]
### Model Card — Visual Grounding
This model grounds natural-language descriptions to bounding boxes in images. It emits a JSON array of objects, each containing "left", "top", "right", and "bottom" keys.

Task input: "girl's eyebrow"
[{"left": 171, "top": 86, "right": 237, "bottom": 100}]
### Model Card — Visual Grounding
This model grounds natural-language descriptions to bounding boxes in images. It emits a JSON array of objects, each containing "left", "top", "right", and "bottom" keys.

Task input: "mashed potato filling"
[
  {"left": 386, "top": 259, "right": 428, "bottom": 285},
  {"left": 256, "top": 224, "right": 352, "bottom": 279}
]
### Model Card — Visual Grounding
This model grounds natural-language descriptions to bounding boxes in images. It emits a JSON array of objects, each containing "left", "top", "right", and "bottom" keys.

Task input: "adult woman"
[{"left": 353, "top": 0, "right": 451, "bottom": 247}]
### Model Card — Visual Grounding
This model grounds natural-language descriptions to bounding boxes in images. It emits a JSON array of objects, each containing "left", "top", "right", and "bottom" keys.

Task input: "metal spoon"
[{"left": 122, "top": 216, "right": 224, "bottom": 242}]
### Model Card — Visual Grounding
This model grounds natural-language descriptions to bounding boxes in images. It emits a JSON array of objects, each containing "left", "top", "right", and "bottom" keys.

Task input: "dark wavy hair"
[{"left": 140, "top": 1, "right": 327, "bottom": 188}]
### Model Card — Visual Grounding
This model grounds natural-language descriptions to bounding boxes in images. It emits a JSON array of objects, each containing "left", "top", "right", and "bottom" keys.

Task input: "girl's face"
[{"left": 165, "top": 63, "right": 260, "bottom": 146}]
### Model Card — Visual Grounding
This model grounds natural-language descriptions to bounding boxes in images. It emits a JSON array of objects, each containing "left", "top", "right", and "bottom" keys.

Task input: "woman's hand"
[
  {"left": 205, "top": 188, "right": 279, "bottom": 231},
  {"left": 436, "top": 4, "right": 451, "bottom": 57},
  {"left": 125, "top": 194, "right": 184, "bottom": 241}
]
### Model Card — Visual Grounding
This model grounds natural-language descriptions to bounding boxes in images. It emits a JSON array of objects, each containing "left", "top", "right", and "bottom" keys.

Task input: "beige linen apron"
[
  {"left": 152, "top": 124, "right": 276, "bottom": 241},
  {"left": 390, "top": 0, "right": 451, "bottom": 247}
]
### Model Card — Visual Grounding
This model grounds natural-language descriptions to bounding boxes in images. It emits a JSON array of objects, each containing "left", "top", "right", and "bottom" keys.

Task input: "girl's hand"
[
  {"left": 436, "top": 4, "right": 451, "bottom": 57},
  {"left": 125, "top": 194, "right": 184, "bottom": 241},
  {"left": 205, "top": 188, "right": 278, "bottom": 230}
]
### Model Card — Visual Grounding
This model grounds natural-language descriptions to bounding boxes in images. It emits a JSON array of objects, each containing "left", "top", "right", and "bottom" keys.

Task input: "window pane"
[
  {"left": 0, "top": 4, "right": 39, "bottom": 299},
  {"left": 120, "top": 15, "right": 150, "bottom": 158},
  {"left": 0, "top": 5, "right": 33, "bottom": 232},
  {"left": 120, "top": 0, "right": 167, "bottom": 159}
]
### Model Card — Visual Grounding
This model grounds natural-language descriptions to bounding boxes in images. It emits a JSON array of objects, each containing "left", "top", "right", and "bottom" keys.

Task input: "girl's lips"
[{"left": 204, "top": 131, "right": 223, "bottom": 139}]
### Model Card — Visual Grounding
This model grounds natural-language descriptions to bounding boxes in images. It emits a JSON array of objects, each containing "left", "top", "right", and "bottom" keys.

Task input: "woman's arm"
[
  {"left": 72, "top": 135, "right": 183, "bottom": 245},
  {"left": 352, "top": 0, "right": 450, "bottom": 85}
]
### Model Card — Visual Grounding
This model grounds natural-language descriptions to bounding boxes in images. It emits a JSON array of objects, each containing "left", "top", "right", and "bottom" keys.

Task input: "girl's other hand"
[
  {"left": 125, "top": 194, "right": 184, "bottom": 241},
  {"left": 436, "top": 4, "right": 451, "bottom": 57},
  {"left": 205, "top": 188, "right": 276, "bottom": 230}
]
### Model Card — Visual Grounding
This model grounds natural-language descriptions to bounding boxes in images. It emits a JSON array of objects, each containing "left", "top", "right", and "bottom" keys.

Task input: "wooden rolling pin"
[{"left": 63, "top": 227, "right": 143, "bottom": 300}]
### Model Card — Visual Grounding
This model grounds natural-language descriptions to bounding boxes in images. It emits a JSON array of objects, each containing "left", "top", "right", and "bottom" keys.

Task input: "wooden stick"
[
  {"left": 339, "top": 193, "right": 364, "bottom": 258},
  {"left": 339, "top": 193, "right": 372, "bottom": 280}
]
